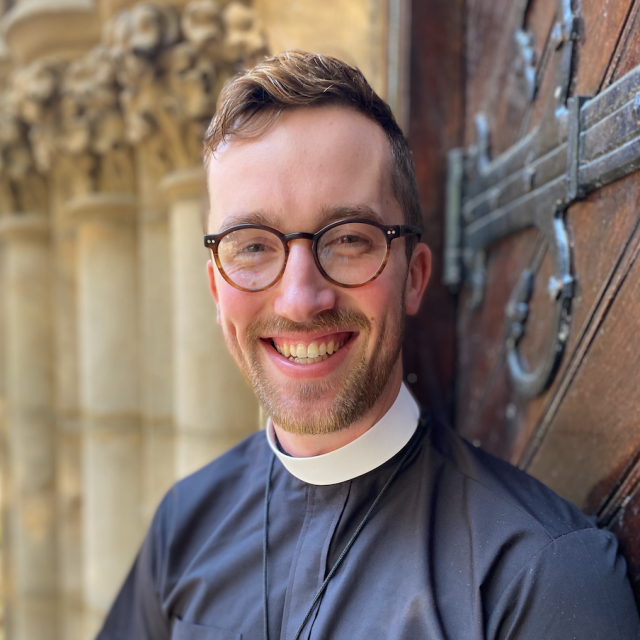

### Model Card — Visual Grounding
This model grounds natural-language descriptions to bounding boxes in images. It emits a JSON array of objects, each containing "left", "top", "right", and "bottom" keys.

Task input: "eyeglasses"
[{"left": 204, "top": 217, "right": 422, "bottom": 292}]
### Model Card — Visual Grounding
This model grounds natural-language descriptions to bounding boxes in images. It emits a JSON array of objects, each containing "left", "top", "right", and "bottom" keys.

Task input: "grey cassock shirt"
[{"left": 97, "top": 385, "right": 640, "bottom": 640}]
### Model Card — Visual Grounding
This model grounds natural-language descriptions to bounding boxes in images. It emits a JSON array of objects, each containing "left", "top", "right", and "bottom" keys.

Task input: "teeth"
[{"left": 274, "top": 338, "right": 348, "bottom": 362}]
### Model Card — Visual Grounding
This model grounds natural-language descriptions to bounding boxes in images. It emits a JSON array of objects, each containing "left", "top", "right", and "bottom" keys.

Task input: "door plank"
[
  {"left": 526, "top": 225, "right": 640, "bottom": 508},
  {"left": 405, "top": 0, "right": 464, "bottom": 423},
  {"left": 464, "top": 0, "right": 525, "bottom": 146},
  {"left": 607, "top": 482, "right": 640, "bottom": 607},
  {"left": 608, "top": 0, "right": 640, "bottom": 83},
  {"left": 492, "top": 0, "right": 558, "bottom": 155},
  {"left": 575, "top": 0, "right": 636, "bottom": 95},
  {"left": 456, "top": 229, "right": 541, "bottom": 436},
  {"left": 457, "top": 172, "right": 640, "bottom": 464}
]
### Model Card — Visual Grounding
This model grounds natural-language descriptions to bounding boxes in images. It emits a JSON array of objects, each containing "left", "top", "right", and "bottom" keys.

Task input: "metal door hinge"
[{"left": 445, "top": 0, "right": 640, "bottom": 397}]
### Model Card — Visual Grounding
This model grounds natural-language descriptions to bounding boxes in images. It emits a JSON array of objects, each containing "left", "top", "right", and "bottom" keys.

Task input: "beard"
[{"left": 226, "top": 300, "right": 405, "bottom": 436}]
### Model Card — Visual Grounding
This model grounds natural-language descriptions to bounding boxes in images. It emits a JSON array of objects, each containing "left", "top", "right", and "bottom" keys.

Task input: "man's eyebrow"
[
  {"left": 219, "top": 210, "right": 272, "bottom": 231},
  {"left": 218, "top": 205, "right": 385, "bottom": 233},
  {"left": 318, "top": 205, "right": 385, "bottom": 226}
]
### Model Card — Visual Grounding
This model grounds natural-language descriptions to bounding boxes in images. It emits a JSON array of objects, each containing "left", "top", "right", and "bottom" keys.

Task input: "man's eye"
[
  {"left": 241, "top": 243, "right": 270, "bottom": 253},
  {"left": 331, "top": 234, "right": 371, "bottom": 249}
]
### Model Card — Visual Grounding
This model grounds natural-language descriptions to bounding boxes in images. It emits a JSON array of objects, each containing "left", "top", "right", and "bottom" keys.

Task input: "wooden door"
[{"left": 443, "top": 0, "right": 640, "bottom": 604}]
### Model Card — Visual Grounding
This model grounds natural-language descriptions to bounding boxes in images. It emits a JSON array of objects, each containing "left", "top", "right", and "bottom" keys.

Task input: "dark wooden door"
[{"left": 437, "top": 0, "right": 640, "bottom": 605}]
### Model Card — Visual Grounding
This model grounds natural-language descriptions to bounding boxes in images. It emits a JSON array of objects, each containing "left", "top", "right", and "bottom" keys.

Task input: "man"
[{"left": 98, "top": 51, "right": 640, "bottom": 640}]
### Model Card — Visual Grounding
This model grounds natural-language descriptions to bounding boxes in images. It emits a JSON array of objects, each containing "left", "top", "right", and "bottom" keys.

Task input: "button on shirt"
[{"left": 98, "top": 385, "right": 640, "bottom": 639}]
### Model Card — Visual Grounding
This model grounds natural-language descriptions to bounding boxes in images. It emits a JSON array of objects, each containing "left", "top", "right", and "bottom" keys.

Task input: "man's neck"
[{"left": 273, "top": 370, "right": 404, "bottom": 458}]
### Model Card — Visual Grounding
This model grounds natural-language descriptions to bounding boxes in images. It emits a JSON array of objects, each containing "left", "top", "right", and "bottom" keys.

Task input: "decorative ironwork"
[{"left": 445, "top": 0, "right": 640, "bottom": 397}]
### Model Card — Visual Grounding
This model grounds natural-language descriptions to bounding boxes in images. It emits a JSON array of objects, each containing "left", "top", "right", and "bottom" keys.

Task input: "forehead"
[{"left": 206, "top": 106, "right": 400, "bottom": 233}]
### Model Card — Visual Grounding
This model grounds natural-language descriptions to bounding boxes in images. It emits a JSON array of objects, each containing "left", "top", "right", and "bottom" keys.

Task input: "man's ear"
[
  {"left": 207, "top": 260, "right": 221, "bottom": 324},
  {"left": 404, "top": 243, "right": 431, "bottom": 315}
]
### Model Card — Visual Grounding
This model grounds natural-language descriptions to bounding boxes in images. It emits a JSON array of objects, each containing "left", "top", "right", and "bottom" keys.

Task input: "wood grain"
[
  {"left": 526, "top": 223, "right": 640, "bottom": 508},
  {"left": 491, "top": 0, "right": 557, "bottom": 155},
  {"left": 609, "top": 0, "right": 640, "bottom": 83},
  {"left": 575, "top": 0, "right": 636, "bottom": 95},
  {"left": 458, "top": 173, "right": 640, "bottom": 465},
  {"left": 404, "top": 0, "right": 464, "bottom": 424},
  {"left": 456, "top": 229, "right": 540, "bottom": 436}
]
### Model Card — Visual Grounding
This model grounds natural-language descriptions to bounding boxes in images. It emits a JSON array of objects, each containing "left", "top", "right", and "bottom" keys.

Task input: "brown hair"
[{"left": 204, "top": 50, "right": 422, "bottom": 254}]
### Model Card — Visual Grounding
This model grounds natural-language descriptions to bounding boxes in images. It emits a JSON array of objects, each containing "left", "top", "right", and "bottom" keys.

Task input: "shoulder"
[
  {"left": 422, "top": 418, "right": 639, "bottom": 636},
  {"left": 425, "top": 415, "right": 595, "bottom": 540},
  {"left": 486, "top": 527, "right": 640, "bottom": 639},
  {"left": 163, "top": 430, "right": 270, "bottom": 526},
  {"left": 150, "top": 431, "right": 270, "bottom": 574}
]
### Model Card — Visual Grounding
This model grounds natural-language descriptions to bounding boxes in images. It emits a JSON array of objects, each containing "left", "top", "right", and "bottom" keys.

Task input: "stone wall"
[{"left": 0, "top": 1, "right": 402, "bottom": 638}]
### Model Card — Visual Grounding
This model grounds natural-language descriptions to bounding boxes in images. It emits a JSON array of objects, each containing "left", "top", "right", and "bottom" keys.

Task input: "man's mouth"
[{"left": 265, "top": 332, "right": 353, "bottom": 365}]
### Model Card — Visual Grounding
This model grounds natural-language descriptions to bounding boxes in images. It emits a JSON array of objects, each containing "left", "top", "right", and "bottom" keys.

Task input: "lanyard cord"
[{"left": 263, "top": 439, "right": 415, "bottom": 640}]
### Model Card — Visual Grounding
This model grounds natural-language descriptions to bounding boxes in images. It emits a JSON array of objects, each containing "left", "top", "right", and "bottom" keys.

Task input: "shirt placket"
[{"left": 280, "top": 481, "right": 351, "bottom": 640}]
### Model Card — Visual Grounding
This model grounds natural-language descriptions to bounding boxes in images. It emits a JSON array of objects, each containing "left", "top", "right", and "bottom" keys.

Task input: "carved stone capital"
[
  {"left": 2, "top": 0, "right": 100, "bottom": 65},
  {"left": 108, "top": 0, "right": 267, "bottom": 173}
]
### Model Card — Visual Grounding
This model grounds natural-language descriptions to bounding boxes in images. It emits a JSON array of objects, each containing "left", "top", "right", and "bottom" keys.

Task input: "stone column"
[
  {"left": 64, "top": 193, "right": 143, "bottom": 638},
  {"left": 52, "top": 220, "right": 83, "bottom": 640},
  {"left": 0, "top": 213, "right": 56, "bottom": 640},
  {"left": 136, "top": 152, "right": 175, "bottom": 525},
  {"left": 162, "top": 168, "right": 259, "bottom": 479}
]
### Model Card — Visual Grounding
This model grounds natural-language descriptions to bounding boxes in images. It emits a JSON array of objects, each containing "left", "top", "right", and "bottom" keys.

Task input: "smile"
[{"left": 266, "top": 332, "right": 353, "bottom": 365}]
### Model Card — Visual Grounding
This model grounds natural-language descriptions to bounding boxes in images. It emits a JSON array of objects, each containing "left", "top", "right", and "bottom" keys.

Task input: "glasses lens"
[
  {"left": 217, "top": 228, "right": 285, "bottom": 291},
  {"left": 317, "top": 222, "right": 388, "bottom": 285}
]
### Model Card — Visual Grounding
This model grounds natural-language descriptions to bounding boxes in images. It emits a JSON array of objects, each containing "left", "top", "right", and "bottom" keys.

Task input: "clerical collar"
[{"left": 265, "top": 383, "right": 420, "bottom": 486}]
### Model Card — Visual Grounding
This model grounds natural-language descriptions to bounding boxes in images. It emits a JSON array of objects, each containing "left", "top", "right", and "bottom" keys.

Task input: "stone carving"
[
  {"left": 0, "top": 93, "right": 47, "bottom": 214},
  {"left": 0, "top": 0, "right": 268, "bottom": 210},
  {"left": 9, "top": 60, "right": 63, "bottom": 175},
  {"left": 61, "top": 46, "right": 134, "bottom": 195},
  {"left": 108, "top": 0, "right": 267, "bottom": 173}
]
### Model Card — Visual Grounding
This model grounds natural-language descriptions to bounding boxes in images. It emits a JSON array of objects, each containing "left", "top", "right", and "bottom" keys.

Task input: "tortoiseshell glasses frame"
[{"left": 203, "top": 217, "right": 422, "bottom": 293}]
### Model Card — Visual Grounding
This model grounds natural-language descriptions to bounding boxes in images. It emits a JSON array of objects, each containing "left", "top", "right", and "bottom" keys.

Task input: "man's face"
[{"left": 207, "top": 107, "right": 430, "bottom": 435}]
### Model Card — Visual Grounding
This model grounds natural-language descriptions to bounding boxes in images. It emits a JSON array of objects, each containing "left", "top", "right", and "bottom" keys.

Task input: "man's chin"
[{"left": 255, "top": 380, "right": 350, "bottom": 436}]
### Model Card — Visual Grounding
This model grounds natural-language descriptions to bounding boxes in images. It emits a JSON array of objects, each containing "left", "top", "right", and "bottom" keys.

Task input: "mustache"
[{"left": 247, "top": 308, "right": 371, "bottom": 342}]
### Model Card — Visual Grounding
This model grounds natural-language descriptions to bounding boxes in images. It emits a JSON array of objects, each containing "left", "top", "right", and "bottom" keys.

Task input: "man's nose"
[{"left": 273, "top": 240, "right": 337, "bottom": 322}]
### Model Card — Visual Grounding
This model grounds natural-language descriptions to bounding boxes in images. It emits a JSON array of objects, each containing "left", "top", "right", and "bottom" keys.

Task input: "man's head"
[{"left": 204, "top": 51, "right": 431, "bottom": 437}]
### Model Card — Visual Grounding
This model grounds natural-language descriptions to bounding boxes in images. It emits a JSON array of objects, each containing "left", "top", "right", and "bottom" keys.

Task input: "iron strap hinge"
[{"left": 443, "top": 1, "right": 640, "bottom": 397}]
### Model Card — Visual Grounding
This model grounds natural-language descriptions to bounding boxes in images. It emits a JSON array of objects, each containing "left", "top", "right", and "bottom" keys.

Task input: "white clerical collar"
[{"left": 266, "top": 383, "right": 420, "bottom": 486}]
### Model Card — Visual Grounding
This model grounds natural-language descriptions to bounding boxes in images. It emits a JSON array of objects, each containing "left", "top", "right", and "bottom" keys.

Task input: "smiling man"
[{"left": 98, "top": 52, "right": 639, "bottom": 640}]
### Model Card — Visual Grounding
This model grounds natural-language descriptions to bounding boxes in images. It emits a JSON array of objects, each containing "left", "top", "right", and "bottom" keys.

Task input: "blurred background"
[
  {"left": 0, "top": 1, "right": 422, "bottom": 638},
  {"left": 1, "top": 0, "right": 640, "bottom": 638}
]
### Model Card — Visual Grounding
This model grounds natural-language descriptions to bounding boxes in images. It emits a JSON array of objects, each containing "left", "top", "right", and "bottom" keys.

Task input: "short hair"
[{"left": 203, "top": 50, "right": 422, "bottom": 256}]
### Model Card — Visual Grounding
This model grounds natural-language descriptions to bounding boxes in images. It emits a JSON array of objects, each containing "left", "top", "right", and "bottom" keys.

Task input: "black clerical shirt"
[{"left": 98, "top": 409, "right": 640, "bottom": 639}]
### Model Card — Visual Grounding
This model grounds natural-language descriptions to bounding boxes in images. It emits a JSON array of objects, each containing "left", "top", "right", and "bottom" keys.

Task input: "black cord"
[
  {"left": 263, "top": 440, "right": 414, "bottom": 640},
  {"left": 263, "top": 453, "right": 275, "bottom": 640}
]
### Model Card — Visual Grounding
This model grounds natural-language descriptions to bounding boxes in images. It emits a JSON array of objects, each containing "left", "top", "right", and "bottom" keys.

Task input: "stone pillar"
[
  {"left": 137, "top": 152, "right": 175, "bottom": 525},
  {"left": 162, "top": 168, "right": 259, "bottom": 479},
  {"left": 0, "top": 214, "right": 56, "bottom": 640},
  {"left": 64, "top": 193, "right": 143, "bottom": 638},
  {"left": 52, "top": 221, "right": 83, "bottom": 640}
]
